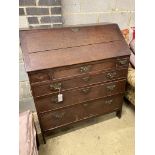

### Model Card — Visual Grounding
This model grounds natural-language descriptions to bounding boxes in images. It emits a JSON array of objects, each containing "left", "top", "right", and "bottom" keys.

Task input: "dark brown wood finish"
[
  {"left": 32, "top": 68, "right": 128, "bottom": 97},
  {"left": 20, "top": 24, "right": 130, "bottom": 72},
  {"left": 40, "top": 94, "right": 123, "bottom": 132},
  {"left": 35, "top": 79, "right": 126, "bottom": 113},
  {"left": 20, "top": 24, "right": 131, "bottom": 143},
  {"left": 28, "top": 57, "right": 129, "bottom": 84},
  {"left": 20, "top": 24, "right": 124, "bottom": 54}
]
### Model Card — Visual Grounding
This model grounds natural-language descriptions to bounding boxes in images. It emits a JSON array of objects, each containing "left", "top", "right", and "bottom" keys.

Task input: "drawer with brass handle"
[
  {"left": 31, "top": 68, "right": 127, "bottom": 97},
  {"left": 40, "top": 94, "right": 123, "bottom": 132},
  {"left": 40, "top": 104, "right": 86, "bottom": 131},
  {"left": 82, "top": 94, "right": 123, "bottom": 117},
  {"left": 35, "top": 79, "right": 126, "bottom": 113},
  {"left": 52, "top": 59, "right": 116, "bottom": 80},
  {"left": 28, "top": 57, "right": 129, "bottom": 84}
]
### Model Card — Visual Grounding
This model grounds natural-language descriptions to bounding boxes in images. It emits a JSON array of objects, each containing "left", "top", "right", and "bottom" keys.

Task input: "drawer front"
[
  {"left": 35, "top": 79, "right": 126, "bottom": 113},
  {"left": 82, "top": 94, "right": 123, "bottom": 117},
  {"left": 52, "top": 59, "right": 116, "bottom": 79},
  {"left": 32, "top": 69, "right": 128, "bottom": 97},
  {"left": 40, "top": 104, "right": 86, "bottom": 131},
  {"left": 40, "top": 94, "right": 123, "bottom": 131},
  {"left": 28, "top": 57, "right": 129, "bottom": 84}
]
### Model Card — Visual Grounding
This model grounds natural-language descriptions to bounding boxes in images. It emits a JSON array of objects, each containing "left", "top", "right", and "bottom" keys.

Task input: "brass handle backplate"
[
  {"left": 105, "top": 99, "right": 113, "bottom": 104},
  {"left": 118, "top": 59, "right": 128, "bottom": 65},
  {"left": 50, "top": 82, "right": 61, "bottom": 90},
  {"left": 82, "top": 76, "right": 91, "bottom": 82},
  {"left": 106, "top": 84, "right": 116, "bottom": 91},
  {"left": 52, "top": 112, "right": 65, "bottom": 119},
  {"left": 81, "top": 88, "right": 91, "bottom": 94},
  {"left": 106, "top": 72, "right": 117, "bottom": 79},
  {"left": 83, "top": 103, "right": 89, "bottom": 107},
  {"left": 80, "top": 65, "right": 91, "bottom": 73}
]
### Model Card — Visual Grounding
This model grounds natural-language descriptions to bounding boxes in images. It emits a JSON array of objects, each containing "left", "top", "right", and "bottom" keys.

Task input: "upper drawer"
[
  {"left": 32, "top": 68, "right": 128, "bottom": 97},
  {"left": 35, "top": 79, "right": 126, "bottom": 113},
  {"left": 29, "top": 57, "right": 129, "bottom": 84},
  {"left": 52, "top": 59, "right": 116, "bottom": 80}
]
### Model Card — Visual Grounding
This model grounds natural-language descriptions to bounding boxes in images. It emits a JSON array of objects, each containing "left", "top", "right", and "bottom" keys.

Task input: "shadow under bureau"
[{"left": 20, "top": 24, "right": 131, "bottom": 143}]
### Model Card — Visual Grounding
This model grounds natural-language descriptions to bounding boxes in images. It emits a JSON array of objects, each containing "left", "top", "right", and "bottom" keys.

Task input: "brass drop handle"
[
  {"left": 83, "top": 103, "right": 89, "bottom": 107},
  {"left": 81, "top": 88, "right": 91, "bottom": 94},
  {"left": 106, "top": 72, "right": 117, "bottom": 79},
  {"left": 105, "top": 99, "right": 113, "bottom": 104},
  {"left": 82, "top": 76, "right": 91, "bottom": 82},
  {"left": 106, "top": 84, "right": 116, "bottom": 91},
  {"left": 80, "top": 65, "right": 91, "bottom": 73},
  {"left": 118, "top": 59, "right": 128, "bottom": 65},
  {"left": 50, "top": 82, "right": 62, "bottom": 90},
  {"left": 52, "top": 112, "right": 65, "bottom": 119}
]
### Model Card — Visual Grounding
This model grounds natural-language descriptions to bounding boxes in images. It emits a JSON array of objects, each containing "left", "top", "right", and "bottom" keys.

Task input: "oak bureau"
[{"left": 20, "top": 24, "right": 131, "bottom": 143}]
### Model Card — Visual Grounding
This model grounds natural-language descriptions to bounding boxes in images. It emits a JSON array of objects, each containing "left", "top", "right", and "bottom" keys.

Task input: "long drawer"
[
  {"left": 28, "top": 57, "right": 129, "bottom": 84},
  {"left": 35, "top": 79, "right": 126, "bottom": 113},
  {"left": 32, "top": 68, "right": 128, "bottom": 97},
  {"left": 40, "top": 94, "right": 123, "bottom": 132}
]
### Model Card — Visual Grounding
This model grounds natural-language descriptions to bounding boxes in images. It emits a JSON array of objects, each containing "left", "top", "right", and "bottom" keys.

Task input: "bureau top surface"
[{"left": 20, "top": 24, "right": 131, "bottom": 72}]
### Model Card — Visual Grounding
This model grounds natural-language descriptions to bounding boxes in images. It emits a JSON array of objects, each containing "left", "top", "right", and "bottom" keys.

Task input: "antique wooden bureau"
[{"left": 20, "top": 24, "right": 131, "bottom": 143}]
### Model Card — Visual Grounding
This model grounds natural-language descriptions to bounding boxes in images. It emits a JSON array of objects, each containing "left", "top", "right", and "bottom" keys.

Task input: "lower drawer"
[
  {"left": 40, "top": 104, "right": 86, "bottom": 131},
  {"left": 35, "top": 79, "right": 126, "bottom": 113},
  {"left": 40, "top": 94, "right": 123, "bottom": 132}
]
